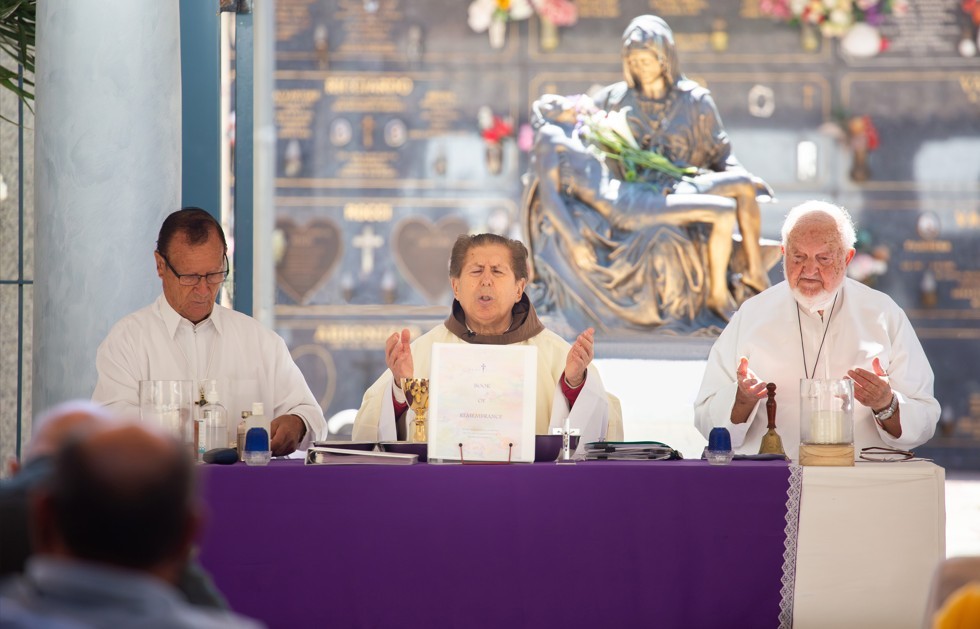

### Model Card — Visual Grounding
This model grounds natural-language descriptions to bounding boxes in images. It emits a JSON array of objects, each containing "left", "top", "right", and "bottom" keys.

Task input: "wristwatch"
[{"left": 873, "top": 395, "right": 899, "bottom": 423}]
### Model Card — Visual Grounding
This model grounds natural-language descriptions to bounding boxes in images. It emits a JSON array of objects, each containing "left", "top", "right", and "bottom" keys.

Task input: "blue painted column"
[{"left": 179, "top": 0, "right": 221, "bottom": 216}]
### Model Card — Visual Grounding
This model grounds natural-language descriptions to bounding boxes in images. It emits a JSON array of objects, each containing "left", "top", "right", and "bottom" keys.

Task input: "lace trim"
[{"left": 779, "top": 463, "right": 803, "bottom": 629}]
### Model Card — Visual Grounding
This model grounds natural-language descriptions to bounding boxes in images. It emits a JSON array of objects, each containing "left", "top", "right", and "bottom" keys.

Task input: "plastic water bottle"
[
  {"left": 201, "top": 386, "right": 228, "bottom": 451},
  {"left": 243, "top": 402, "right": 272, "bottom": 466}
]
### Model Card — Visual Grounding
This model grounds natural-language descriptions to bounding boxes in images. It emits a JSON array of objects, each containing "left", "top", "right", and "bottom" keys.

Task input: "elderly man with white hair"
[{"left": 694, "top": 200, "right": 940, "bottom": 460}]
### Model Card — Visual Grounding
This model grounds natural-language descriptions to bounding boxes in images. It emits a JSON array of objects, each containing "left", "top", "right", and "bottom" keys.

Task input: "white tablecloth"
[{"left": 794, "top": 461, "right": 946, "bottom": 628}]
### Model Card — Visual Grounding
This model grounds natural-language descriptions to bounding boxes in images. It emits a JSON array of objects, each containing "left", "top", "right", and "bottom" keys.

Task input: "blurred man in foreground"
[
  {"left": 0, "top": 401, "right": 226, "bottom": 608},
  {"left": 0, "top": 417, "right": 262, "bottom": 628}
]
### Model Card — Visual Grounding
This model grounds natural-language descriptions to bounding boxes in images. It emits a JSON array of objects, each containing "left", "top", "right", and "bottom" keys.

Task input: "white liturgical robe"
[
  {"left": 352, "top": 324, "right": 622, "bottom": 455},
  {"left": 694, "top": 279, "right": 940, "bottom": 460},
  {"left": 93, "top": 294, "right": 326, "bottom": 449}
]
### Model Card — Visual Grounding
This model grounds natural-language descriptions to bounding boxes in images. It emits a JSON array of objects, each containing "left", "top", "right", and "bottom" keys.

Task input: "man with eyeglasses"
[{"left": 92, "top": 207, "right": 325, "bottom": 455}]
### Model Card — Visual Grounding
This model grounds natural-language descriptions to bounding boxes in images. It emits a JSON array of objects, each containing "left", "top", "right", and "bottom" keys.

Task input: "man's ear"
[
  {"left": 154, "top": 251, "right": 166, "bottom": 279},
  {"left": 516, "top": 278, "right": 527, "bottom": 302},
  {"left": 845, "top": 248, "right": 856, "bottom": 266},
  {"left": 450, "top": 277, "right": 460, "bottom": 299}
]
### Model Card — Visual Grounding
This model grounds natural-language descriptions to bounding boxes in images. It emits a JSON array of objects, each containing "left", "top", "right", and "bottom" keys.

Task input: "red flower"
[
  {"left": 963, "top": 0, "right": 980, "bottom": 25},
  {"left": 863, "top": 115, "right": 880, "bottom": 151},
  {"left": 481, "top": 116, "right": 514, "bottom": 144}
]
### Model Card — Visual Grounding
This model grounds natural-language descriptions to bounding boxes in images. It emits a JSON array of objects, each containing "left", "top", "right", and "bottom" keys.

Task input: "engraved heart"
[
  {"left": 275, "top": 217, "right": 343, "bottom": 305},
  {"left": 392, "top": 215, "right": 469, "bottom": 303}
]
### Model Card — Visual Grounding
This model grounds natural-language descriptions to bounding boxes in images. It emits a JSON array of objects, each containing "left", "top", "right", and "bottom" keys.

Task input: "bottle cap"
[
  {"left": 244, "top": 426, "right": 270, "bottom": 451},
  {"left": 205, "top": 386, "right": 220, "bottom": 403},
  {"left": 707, "top": 427, "right": 733, "bottom": 452},
  {"left": 252, "top": 402, "right": 264, "bottom": 416}
]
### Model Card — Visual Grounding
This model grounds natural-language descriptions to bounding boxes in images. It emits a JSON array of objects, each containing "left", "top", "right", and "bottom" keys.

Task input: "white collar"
[{"left": 156, "top": 294, "right": 222, "bottom": 339}]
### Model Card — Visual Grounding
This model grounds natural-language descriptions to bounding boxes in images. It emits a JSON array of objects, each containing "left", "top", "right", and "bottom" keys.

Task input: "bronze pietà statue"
[{"left": 521, "top": 15, "right": 778, "bottom": 334}]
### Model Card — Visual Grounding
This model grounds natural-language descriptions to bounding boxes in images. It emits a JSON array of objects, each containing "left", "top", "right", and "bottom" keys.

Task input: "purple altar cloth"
[{"left": 198, "top": 460, "right": 791, "bottom": 629}]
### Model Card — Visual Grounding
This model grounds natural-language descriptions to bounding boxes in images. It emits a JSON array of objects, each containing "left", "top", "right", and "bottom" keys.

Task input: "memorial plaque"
[
  {"left": 274, "top": 71, "right": 522, "bottom": 190},
  {"left": 841, "top": 72, "right": 980, "bottom": 186},
  {"left": 274, "top": 197, "right": 518, "bottom": 306}
]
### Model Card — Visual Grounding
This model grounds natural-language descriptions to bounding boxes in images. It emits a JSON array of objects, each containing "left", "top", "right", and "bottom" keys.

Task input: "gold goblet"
[{"left": 402, "top": 378, "right": 429, "bottom": 443}]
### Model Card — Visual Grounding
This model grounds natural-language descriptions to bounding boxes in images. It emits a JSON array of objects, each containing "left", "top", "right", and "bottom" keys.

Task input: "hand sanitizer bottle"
[
  {"left": 201, "top": 385, "right": 228, "bottom": 452},
  {"left": 243, "top": 402, "right": 272, "bottom": 466}
]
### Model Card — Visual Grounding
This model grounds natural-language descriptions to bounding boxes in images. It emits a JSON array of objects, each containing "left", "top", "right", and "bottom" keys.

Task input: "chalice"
[{"left": 402, "top": 378, "right": 429, "bottom": 443}]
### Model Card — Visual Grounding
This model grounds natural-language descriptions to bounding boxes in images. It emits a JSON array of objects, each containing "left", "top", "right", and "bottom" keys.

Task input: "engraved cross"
[{"left": 352, "top": 225, "right": 383, "bottom": 275}]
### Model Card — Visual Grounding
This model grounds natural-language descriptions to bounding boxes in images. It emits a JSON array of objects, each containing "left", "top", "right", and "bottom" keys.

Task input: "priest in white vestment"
[
  {"left": 353, "top": 233, "right": 622, "bottom": 453},
  {"left": 695, "top": 200, "right": 940, "bottom": 460}
]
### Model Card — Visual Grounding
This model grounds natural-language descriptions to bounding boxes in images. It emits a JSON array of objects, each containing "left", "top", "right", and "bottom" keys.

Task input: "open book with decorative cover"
[
  {"left": 305, "top": 447, "right": 418, "bottom": 465},
  {"left": 584, "top": 441, "right": 683, "bottom": 461}
]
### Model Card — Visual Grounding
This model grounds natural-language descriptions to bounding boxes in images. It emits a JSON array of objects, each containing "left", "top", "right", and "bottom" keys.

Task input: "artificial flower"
[{"left": 531, "top": 0, "right": 578, "bottom": 27}]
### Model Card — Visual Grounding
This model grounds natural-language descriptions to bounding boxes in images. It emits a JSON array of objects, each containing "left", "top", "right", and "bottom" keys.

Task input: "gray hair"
[{"left": 781, "top": 200, "right": 857, "bottom": 250}]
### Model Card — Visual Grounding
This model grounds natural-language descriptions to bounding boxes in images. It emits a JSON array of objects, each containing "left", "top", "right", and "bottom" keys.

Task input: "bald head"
[
  {"left": 22, "top": 400, "right": 114, "bottom": 464},
  {"left": 781, "top": 200, "right": 856, "bottom": 251},
  {"left": 36, "top": 422, "right": 197, "bottom": 572}
]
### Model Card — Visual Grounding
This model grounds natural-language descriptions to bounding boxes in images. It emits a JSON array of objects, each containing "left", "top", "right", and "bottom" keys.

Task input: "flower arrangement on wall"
[
  {"left": 760, "top": 0, "right": 908, "bottom": 55},
  {"left": 962, "top": 0, "right": 980, "bottom": 56},
  {"left": 468, "top": 0, "right": 535, "bottom": 49},
  {"left": 467, "top": 0, "right": 578, "bottom": 50}
]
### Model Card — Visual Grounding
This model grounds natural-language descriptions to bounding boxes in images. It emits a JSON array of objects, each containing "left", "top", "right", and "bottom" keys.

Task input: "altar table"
[
  {"left": 794, "top": 461, "right": 946, "bottom": 629},
  {"left": 198, "top": 460, "right": 945, "bottom": 629},
  {"left": 199, "top": 460, "right": 794, "bottom": 628}
]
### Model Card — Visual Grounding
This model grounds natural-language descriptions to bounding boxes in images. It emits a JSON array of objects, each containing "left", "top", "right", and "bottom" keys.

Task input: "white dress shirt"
[{"left": 93, "top": 294, "right": 325, "bottom": 449}]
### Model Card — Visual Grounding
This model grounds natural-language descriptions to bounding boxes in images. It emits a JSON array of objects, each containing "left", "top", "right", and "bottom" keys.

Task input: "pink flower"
[
  {"left": 760, "top": 0, "right": 793, "bottom": 19},
  {"left": 531, "top": 0, "right": 578, "bottom": 26}
]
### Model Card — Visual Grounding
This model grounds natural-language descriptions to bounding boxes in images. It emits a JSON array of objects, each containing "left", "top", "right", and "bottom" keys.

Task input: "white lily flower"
[
  {"left": 510, "top": 0, "right": 535, "bottom": 21},
  {"left": 603, "top": 107, "right": 640, "bottom": 150},
  {"left": 468, "top": 0, "right": 496, "bottom": 33}
]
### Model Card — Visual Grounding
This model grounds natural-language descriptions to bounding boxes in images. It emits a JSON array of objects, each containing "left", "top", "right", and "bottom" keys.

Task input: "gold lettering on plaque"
[
  {"left": 674, "top": 33, "right": 711, "bottom": 52},
  {"left": 314, "top": 324, "right": 424, "bottom": 348},
  {"left": 324, "top": 76, "right": 414, "bottom": 96},
  {"left": 954, "top": 210, "right": 980, "bottom": 229},
  {"left": 576, "top": 0, "right": 620, "bottom": 18},
  {"left": 903, "top": 240, "right": 953, "bottom": 253},
  {"left": 649, "top": 0, "right": 708, "bottom": 16},
  {"left": 336, "top": 151, "right": 399, "bottom": 179},
  {"left": 344, "top": 203, "right": 393, "bottom": 222},
  {"left": 275, "top": 89, "right": 322, "bottom": 140}
]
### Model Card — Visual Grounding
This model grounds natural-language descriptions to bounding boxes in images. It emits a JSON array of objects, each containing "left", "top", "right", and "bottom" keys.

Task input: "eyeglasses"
[
  {"left": 159, "top": 252, "right": 229, "bottom": 286},
  {"left": 859, "top": 446, "right": 929, "bottom": 462}
]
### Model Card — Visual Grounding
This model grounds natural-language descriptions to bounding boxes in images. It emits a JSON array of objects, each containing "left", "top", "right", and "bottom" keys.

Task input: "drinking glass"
[{"left": 139, "top": 380, "right": 194, "bottom": 441}]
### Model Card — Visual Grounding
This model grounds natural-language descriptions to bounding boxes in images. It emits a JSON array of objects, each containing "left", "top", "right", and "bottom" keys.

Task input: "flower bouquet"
[
  {"left": 530, "top": 0, "right": 578, "bottom": 51},
  {"left": 581, "top": 107, "right": 698, "bottom": 183},
  {"left": 468, "top": 0, "right": 534, "bottom": 49},
  {"left": 760, "top": 0, "right": 907, "bottom": 54}
]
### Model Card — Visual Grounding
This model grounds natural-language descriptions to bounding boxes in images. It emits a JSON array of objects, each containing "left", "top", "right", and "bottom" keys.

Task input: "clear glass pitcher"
[{"left": 800, "top": 378, "right": 854, "bottom": 446}]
